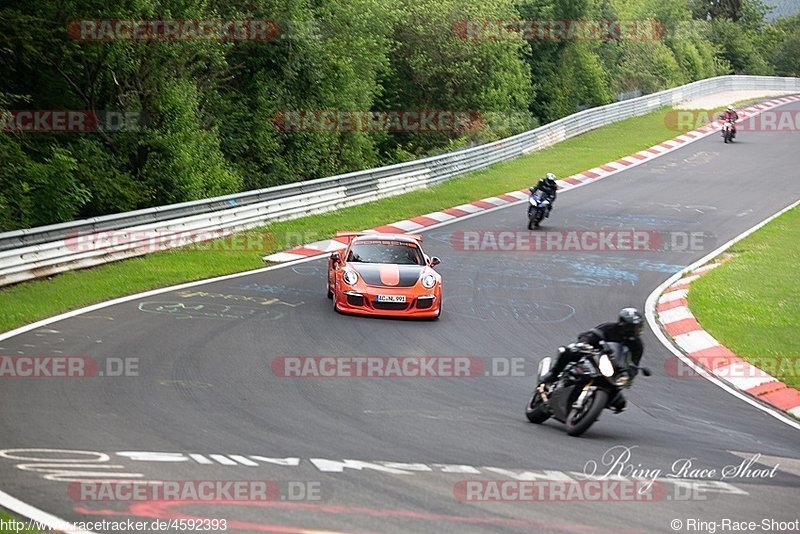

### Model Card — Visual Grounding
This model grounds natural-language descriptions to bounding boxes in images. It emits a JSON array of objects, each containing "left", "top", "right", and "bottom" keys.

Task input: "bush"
[
  {"left": 0, "top": 138, "right": 89, "bottom": 230},
  {"left": 139, "top": 81, "right": 242, "bottom": 204}
]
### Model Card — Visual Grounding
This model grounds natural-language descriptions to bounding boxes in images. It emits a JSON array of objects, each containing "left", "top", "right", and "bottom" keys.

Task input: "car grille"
[
  {"left": 373, "top": 301, "right": 409, "bottom": 311},
  {"left": 416, "top": 298, "right": 433, "bottom": 309},
  {"left": 346, "top": 294, "right": 365, "bottom": 306}
]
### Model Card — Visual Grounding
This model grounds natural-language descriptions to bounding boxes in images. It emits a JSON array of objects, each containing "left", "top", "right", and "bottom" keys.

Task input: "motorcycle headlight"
[
  {"left": 598, "top": 354, "right": 615, "bottom": 378},
  {"left": 529, "top": 197, "right": 538, "bottom": 206},
  {"left": 343, "top": 270, "right": 358, "bottom": 286},
  {"left": 421, "top": 273, "right": 436, "bottom": 289},
  {"left": 614, "top": 374, "right": 630, "bottom": 387}
]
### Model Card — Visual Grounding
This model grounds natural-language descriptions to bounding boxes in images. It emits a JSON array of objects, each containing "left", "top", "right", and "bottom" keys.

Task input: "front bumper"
[{"left": 334, "top": 288, "right": 441, "bottom": 318}]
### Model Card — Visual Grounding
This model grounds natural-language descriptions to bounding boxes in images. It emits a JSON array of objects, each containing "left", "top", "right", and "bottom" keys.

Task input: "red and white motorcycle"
[{"left": 721, "top": 119, "right": 736, "bottom": 144}]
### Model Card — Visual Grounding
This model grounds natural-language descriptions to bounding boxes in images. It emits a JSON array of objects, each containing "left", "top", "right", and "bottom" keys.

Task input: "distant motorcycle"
[
  {"left": 721, "top": 119, "right": 736, "bottom": 144},
  {"left": 525, "top": 342, "right": 650, "bottom": 437},
  {"left": 527, "top": 188, "right": 551, "bottom": 229}
]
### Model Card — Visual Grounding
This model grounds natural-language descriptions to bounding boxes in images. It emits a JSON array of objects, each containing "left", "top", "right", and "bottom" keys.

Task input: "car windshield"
[{"left": 347, "top": 240, "right": 424, "bottom": 265}]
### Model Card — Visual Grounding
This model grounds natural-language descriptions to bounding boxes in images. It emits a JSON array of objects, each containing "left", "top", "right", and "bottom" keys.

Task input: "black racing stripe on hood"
[{"left": 352, "top": 264, "right": 423, "bottom": 287}]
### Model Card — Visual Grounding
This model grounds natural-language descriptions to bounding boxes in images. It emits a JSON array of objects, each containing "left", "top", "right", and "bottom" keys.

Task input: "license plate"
[{"left": 375, "top": 295, "right": 406, "bottom": 303}]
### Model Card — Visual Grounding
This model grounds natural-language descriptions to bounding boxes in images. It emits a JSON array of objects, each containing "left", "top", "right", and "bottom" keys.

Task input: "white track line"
[
  {"left": 645, "top": 198, "right": 800, "bottom": 431},
  {"left": 0, "top": 489, "right": 96, "bottom": 534}
]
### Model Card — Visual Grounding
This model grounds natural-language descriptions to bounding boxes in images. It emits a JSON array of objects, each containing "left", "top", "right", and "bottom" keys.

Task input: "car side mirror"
[{"left": 429, "top": 256, "right": 441, "bottom": 267}]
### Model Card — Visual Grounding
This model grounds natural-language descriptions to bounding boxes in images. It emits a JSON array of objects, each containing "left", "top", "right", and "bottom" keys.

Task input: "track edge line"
[{"left": 645, "top": 198, "right": 800, "bottom": 431}]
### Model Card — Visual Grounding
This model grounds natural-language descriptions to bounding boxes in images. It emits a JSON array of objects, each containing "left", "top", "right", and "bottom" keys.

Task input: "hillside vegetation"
[{"left": 1, "top": 0, "right": 798, "bottom": 230}]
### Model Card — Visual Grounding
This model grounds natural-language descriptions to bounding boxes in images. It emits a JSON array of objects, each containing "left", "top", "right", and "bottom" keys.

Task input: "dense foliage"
[{"left": 0, "top": 0, "right": 796, "bottom": 230}]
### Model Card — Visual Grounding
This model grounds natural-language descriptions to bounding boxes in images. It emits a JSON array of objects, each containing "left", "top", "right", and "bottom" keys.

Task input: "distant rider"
[
  {"left": 720, "top": 105, "right": 739, "bottom": 135},
  {"left": 530, "top": 172, "right": 558, "bottom": 217},
  {"left": 540, "top": 308, "right": 645, "bottom": 412}
]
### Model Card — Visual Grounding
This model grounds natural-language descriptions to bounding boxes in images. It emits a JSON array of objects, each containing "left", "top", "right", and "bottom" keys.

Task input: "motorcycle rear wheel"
[{"left": 565, "top": 389, "right": 609, "bottom": 436}]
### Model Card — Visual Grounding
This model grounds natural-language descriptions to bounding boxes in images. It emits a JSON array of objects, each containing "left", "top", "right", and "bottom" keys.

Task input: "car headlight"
[
  {"left": 343, "top": 270, "right": 358, "bottom": 285},
  {"left": 598, "top": 354, "right": 615, "bottom": 378},
  {"left": 421, "top": 273, "right": 436, "bottom": 289}
]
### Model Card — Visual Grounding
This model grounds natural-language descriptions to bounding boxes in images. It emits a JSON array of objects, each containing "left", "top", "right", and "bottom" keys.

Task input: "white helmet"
[
  {"left": 727, "top": 105, "right": 733, "bottom": 111},
  {"left": 545, "top": 172, "right": 557, "bottom": 181}
]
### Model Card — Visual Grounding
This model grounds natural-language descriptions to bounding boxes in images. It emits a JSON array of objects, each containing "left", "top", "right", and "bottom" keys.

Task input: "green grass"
[
  {"left": 689, "top": 207, "right": 800, "bottom": 389},
  {"left": 0, "top": 510, "right": 40, "bottom": 534},
  {"left": 0, "top": 106, "right": 693, "bottom": 333}
]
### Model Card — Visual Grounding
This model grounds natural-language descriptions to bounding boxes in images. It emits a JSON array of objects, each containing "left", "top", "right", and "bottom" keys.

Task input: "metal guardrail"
[{"left": 1, "top": 75, "right": 799, "bottom": 286}]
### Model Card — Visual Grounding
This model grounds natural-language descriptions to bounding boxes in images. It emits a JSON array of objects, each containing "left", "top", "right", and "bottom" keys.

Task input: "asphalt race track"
[{"left": 1, "top": 102, "right": 799, "bottom": 534}]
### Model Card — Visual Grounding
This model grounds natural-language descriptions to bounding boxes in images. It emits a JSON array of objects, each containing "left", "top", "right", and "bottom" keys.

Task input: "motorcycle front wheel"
[
  {"left": 565, "top": 389, "right": 609, "bottom": 436},
  {"left": 525, "top": 390, "right": 551, "bottom": 424}
]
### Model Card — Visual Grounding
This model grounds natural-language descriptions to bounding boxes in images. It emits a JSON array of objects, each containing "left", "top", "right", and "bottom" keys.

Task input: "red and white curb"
[
  {"left": 656, "top": 261, "right": 800, "bottom": 419},
  {"left": 264, "top": 94, "right": 800, "bottom": 263}
]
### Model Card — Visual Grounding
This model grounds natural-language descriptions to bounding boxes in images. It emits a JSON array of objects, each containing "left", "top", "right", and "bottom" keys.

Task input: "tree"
[{"left": 379, "top": 0, "right": 534, "bottom": 157}]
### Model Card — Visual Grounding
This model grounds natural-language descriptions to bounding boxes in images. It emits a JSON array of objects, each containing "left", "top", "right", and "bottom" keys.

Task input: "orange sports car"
[{"left": 327, "top": 232, "right": 442, "bottom": 319}]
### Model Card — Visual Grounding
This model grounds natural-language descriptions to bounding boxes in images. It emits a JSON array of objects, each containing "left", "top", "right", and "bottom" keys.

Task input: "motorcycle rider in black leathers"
[
  {"left": 529, "top": 172, "right": 558, "bottom": 218},
  {"left": 540, "top": 308, "right": 644, "bottom": 412}
]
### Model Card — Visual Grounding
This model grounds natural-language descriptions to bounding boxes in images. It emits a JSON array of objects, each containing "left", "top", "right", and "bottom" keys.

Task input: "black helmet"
[{"left": 618, "top": 307, "right": 643, "bottom": 337}]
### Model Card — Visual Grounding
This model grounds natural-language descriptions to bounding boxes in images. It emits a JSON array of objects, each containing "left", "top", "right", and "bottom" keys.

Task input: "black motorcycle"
[{"left": 525, "top": 342, "right": 650, "bottom": 436}]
